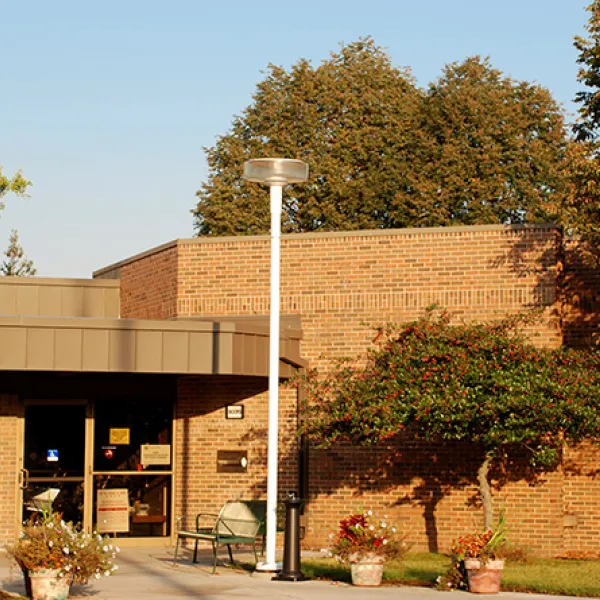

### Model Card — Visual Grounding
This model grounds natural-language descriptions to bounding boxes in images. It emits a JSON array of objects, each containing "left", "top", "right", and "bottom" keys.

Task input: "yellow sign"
[
  {"left": 109, "top": 428, "right": 130, "bottom": 445},
  {"left": 96, "top": 489, "right": 130, "bottom": 533}
]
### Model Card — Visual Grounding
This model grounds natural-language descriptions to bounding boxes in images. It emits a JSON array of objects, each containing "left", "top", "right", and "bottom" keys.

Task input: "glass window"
[{"left": 94, "top": 399, "right": 172, "bottom": 472}]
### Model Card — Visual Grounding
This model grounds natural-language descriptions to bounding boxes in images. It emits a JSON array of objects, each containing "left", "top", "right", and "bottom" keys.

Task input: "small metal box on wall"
[{"left": 217, "top": 450, "right": 248, "bottom": 473}]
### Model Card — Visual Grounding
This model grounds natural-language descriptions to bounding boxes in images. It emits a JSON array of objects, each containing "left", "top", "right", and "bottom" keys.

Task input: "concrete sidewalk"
[{"left": 0, "top": 546, "right": 595, "bottom": 600}]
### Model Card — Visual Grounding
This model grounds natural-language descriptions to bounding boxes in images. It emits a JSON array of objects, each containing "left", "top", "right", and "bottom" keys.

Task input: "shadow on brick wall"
[
  {"left": 490, "top": 226, "right": 600, "bottom": 348},
  {"left": 308, "top": 439, "right": 557, "bottom": 553},
  {"left": 231, "top": 426, "right": 557, "bottom": 553},
  {"left": 560, "top": 240, "right": 600, "bottom": 347}
]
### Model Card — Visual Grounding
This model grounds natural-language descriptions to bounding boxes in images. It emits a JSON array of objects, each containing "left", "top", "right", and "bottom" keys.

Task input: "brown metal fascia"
[
  {"left": 0, "top": 315, "right": 302, "bottom": 377},
  {"left": 0, "top": 277, "right": 120, "bottom": 289}
]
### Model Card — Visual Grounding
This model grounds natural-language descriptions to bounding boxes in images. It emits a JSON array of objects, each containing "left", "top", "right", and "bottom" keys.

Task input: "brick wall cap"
[{"left": 92, "top": 223, "right": 560, "bottom": 277}]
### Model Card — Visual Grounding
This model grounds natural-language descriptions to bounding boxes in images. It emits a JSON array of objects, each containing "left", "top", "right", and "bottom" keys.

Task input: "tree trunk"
[{"left": 477, "top": 453, "right": 493, "bottom": 530}]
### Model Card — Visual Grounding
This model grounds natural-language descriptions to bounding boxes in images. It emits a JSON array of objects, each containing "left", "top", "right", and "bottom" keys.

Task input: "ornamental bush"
[
  {"left": 299, "top": 309, "right": 600, "bottom": 528},
  {"left": 6, "top": 509, "right": 119, "bottom": 584}
]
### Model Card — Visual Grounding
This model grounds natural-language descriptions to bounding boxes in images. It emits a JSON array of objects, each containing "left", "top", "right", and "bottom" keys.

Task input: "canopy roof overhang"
[{"left": 0, "top": 314, "right": 304, "bottom": 378}]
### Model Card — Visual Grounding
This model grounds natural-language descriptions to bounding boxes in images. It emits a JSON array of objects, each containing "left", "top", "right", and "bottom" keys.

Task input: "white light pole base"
[{"left": 256, "top": 561, "right": 282, "bottom": 573}]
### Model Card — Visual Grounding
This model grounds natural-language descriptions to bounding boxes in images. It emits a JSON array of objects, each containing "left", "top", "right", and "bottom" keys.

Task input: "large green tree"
[
  {"left": 194, "top": 38, "right": 423, "bottom": 235},
  {"left": 560, "top": 2, "right": 600, "bottom": 259},
  {"left": 573, "top": 1, "right": 600, "bottom": 142},
  {"left": 194, "top": 42, "right": 569, "bottom": 234},
  {"left": 416, "top": 57, "right": 567, "bottom": 226},
  {"left": 299, "top": 311, "right": 600, "bottom": 529}
]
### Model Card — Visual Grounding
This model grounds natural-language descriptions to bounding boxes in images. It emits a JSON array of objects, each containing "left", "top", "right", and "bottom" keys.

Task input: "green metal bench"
[{"left": 174, "top": 500, "right": 266, "bottom": 573}]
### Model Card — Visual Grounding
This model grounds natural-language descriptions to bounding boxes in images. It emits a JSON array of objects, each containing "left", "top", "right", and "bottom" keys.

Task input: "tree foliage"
[
  {"left": 561, "top": 140, "right": 600, "bottom": 253},
  {"left": 193, "top": 40, "right": 569, "bottom": 235},
  {"left": 573, "top": 1, "right": 600, "bottom": 142},
  {"left": 560, "top": 2, "right": 600, "bottom": 259},
  {"left": 0, "top": 167, "right": 31, "bottom": 209},
  {"left": 0, "top": 166, "right": 35, "bottom": 275},
  {"left": 417, "top": 57, "right": 567, "bottom": 226},
  {"left": 299, "top": 310, "right": 600, "bottom": 528},
  {"left": 1, "top": 230, "right": 37, "bottom": 276},
  {"left": 194, "top": 38, "right": 423, "bottom": 235}
]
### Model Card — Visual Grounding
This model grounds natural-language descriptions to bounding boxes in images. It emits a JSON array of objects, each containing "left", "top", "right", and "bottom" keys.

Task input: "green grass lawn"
[{"left": 301, "top": 553, "right": 600, "bottom": 597}]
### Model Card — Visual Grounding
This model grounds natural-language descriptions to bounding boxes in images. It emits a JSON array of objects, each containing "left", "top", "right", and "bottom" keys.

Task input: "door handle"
[{"left": 20, "top": 468, "right": 29, "bottom": 490}]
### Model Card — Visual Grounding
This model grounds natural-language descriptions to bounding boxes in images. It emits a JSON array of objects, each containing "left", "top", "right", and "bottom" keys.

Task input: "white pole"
[{"left": 264, "top": 183, "right": 282, "bottom": 569}]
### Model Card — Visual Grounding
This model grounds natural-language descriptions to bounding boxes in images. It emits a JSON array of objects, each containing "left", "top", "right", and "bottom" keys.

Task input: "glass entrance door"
[
  {"left": 19, "top": 397, "right": 173, "bottom": 544},
  {"left": 92, "top": 398, "right": 174, "bottom": 542},
  {"left": 22, "top": 402, "right": 90, "bottom": 526}
]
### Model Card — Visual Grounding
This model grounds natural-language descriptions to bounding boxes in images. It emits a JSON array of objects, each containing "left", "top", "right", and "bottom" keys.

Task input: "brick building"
[{"left": 0, "top": 223, "right": 598, "bottom": 556}]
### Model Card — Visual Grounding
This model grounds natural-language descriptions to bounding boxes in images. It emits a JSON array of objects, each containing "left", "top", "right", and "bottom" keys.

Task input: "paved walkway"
[{"left": 0, "top": 547, "right": 595, "bottom": 600}]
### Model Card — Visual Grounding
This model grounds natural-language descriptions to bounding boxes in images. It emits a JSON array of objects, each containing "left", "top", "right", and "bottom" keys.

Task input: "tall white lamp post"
[{"left": 243, "top": 158, "right": 309, "bottom": 571}]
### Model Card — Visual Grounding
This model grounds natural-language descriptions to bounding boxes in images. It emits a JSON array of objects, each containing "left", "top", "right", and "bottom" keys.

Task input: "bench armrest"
[
  {"left": 195, "top": 512, "right": 219, "bottom": 530},
  {"left": 176, "top": 513, "right": 219, "bottom": 531}
]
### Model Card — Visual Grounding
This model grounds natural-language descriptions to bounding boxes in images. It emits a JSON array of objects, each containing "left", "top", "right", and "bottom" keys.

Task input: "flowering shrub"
[
  {"left": 330, "top": 511, "right": 409, "bottom": 563},
  {"left": 6, "top": 510, "right": 119, "bottom": 584},
  {"left": 299, "top": 309, "right": 600, "bottom": 530}
]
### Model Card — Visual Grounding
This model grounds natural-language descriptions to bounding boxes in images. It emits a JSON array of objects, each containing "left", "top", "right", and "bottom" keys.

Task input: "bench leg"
[
  {"left": 252, "top": 540, "right": 258, "bottom": 568},
  {"left": 211, "top": 540, "right": 218, "bottom": 574},
  {"left": 173, "top": 535, "right": 180, "bottom": 566},
  {"left": 193, "top": 538, "right": 199, "bottom": 564},
  {"left": 227, "top": 544, "right": 234, "bottom": 564}
]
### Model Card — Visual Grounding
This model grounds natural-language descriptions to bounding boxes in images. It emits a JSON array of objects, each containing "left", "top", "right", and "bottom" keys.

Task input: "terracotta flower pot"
[
  {"left": 464, "top": 558, "right": 505, "bottom": 594},
  {"left": 349, "top": 555, "right": 384, "bottom": 586},
  {"left": 28, "top": 568, "right": 71, "bottom": 600}
]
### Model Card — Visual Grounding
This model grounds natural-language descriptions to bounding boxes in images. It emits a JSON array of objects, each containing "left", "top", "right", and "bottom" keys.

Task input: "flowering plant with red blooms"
[
  {"left": 438, "top": 511, "right": 508, "bottom": 590},
  {"left": 329, "top": 511, "right": 408, "bottom": 563}
]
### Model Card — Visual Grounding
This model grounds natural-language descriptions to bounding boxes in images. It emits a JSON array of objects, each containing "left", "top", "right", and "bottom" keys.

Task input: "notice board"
[{"left": 96, "top": 488, "right": 130, "bottom": 533}]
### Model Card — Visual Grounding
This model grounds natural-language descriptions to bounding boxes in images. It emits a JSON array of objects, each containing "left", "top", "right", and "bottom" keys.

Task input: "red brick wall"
[
  {"left": 562, "top": 443, "right": 600, "bottom": 554},
  {"left": 113, "top": 224, "right": 600, "bottom": 557},
  {"left": 307, "top": 442, "right": 566, "bottom": 555},
  {"left": 174, "top": 376, "right": 298, "bottom": 523},
  {"left": 0, "top": 395, "right": 19, "bottom": 543},
  {"left": 119, "top": 243, "right": 178, "bottom": 320}
]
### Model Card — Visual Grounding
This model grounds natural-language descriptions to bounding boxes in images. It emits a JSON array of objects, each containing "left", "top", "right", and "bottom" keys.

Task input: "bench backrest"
[{"left": 215, "top": 500, "right": 266, "bottom": 538}]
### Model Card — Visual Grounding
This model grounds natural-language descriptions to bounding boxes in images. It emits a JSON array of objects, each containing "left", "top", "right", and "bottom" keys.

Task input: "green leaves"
[
  {"left": 0, "top": 167, "right": 32, "bottom": 212},
  {"left": 573, "top": 1, "right": 600, "bottom": 142},
  {"left": 1, "top": 229, "right": 37, "bottom": 276},
  {"left": 300, "top": 310, "right": 600, "bottom": 468},
  {"left": 418, "top": 57, "right": 566, "bottom": 226},
  {"left": 193, "top": 41, "right": 568, "bottom": 235}
]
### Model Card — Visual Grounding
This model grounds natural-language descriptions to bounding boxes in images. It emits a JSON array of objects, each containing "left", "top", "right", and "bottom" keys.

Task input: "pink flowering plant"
[{"left": 330, "top": 511, "right": 408, "bottom": 563}]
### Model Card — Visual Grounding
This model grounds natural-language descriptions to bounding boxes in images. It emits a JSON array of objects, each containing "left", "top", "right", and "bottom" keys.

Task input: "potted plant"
[
  {"left": 438, "top": 512, "right": 508, "bottom": 594},
  {"left": 329, "top": 510, "right": 408, "bottom": 586},
  {"left": 6, "top": 510, "right": 119, "bottom": 600}
]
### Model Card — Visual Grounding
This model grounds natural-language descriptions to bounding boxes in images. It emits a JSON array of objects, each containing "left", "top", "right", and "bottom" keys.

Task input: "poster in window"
[
  {"left": 96, "top": 488, "right": 130, "bottom": 533},
  {"left": 141, "top": 444, "right": 171, "bottom": 466}
]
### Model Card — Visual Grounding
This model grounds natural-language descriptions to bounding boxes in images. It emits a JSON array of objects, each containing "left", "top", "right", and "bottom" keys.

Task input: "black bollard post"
[{"left": 273, "top": 491, "right": 306, "bottom": 581}]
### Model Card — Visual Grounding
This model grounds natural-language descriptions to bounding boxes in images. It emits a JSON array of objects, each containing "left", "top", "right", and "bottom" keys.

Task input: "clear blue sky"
[{"left": 0, "top": 0, "right": 590, "bottom": 277}]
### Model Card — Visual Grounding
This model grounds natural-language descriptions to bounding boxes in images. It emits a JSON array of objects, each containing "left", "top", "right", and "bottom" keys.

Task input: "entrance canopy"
[{"left": 0, "top": 315, "right": 303, "bottom": 378}]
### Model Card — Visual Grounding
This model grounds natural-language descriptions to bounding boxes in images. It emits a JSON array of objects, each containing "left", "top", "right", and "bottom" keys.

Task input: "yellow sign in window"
[{"left": 109, "top": 428, "right": 130, "bottom": 445}]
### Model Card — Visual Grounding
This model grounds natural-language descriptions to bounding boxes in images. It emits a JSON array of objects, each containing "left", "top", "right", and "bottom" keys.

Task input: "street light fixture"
[{"left": 243, "top": 158, "right": 309, "bottom": 571}]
